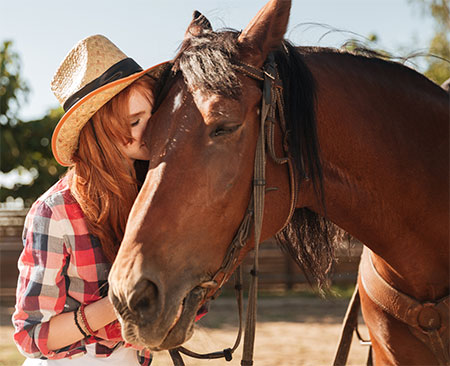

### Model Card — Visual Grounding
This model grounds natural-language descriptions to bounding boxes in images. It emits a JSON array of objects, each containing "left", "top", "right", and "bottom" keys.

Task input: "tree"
[
  {"left": 343, "top": 1, "right": 449, "bottom": 85},
  {"left": 0, "top": 41, "right": 28, "bottom": 126},
  {"left": 409, "top": 0, "right": 450, "bottom": 84},
  {"left": 0, "top": 41, "right": 65, "bottom": 206}
]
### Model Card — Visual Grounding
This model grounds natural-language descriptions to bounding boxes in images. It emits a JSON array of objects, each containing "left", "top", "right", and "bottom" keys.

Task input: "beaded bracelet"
[
  {"left": 74, "top": 308, "right": 88, "bottom": 338},
  {"left": 79, "top": 304, "right": 96, "bottom": 337}
]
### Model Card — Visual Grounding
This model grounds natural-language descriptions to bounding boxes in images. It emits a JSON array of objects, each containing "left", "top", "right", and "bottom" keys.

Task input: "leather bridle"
[{"left": 169, "top": 53, "right": 298, "bottom": 365}]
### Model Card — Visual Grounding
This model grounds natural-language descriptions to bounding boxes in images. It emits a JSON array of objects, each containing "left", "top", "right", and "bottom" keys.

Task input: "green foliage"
[
  {"left": 345, "top": 1, "right": 449, "bottom": 85},
  {"left": 0, "top": 41, "right": 65, "bottom": 206},
  {"left": 410, "top": 0, "right": 450, "bottom": 29},
  {"left": 425, "top": 31, "right": 450, "bottom": 84},
  {"left": 1, "top": 109, "right": 65, "bottom": 205},
  {"left": 409, "top": 0, "right": 450, "bottom": 84},
  {"left": 0, "top": 41, "right": 28, "bottom": 125}
]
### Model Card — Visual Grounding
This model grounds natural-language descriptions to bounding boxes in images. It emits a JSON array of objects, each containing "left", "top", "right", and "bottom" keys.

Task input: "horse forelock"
[{"left": 172, "top": 30, "right": 242, "bottom": 99}]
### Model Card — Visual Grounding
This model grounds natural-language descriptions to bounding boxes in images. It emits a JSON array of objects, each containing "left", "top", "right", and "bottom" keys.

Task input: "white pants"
[{"left": 22, "top": 343, "right": 141, "bottom": 365}]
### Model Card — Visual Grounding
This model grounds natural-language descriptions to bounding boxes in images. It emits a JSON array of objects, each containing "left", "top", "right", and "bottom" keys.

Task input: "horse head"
[{"left": 108, "top": 0, "right": 295, "bottom": 350}]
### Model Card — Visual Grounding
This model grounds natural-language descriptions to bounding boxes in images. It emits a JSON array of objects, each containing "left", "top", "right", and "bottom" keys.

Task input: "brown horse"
[{"left": 109, "top": 1, "right": 449, "bottom": 364}]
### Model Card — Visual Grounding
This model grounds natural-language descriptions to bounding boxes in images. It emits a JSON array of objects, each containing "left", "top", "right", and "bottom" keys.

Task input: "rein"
[{"left": 169, "top": 53, "right": 298, "bottom": 365}]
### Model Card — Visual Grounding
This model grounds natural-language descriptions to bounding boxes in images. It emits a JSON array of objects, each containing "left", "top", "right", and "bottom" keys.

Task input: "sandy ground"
[{"left": 0, "top": 296, "right": 370, "bottom": 366}]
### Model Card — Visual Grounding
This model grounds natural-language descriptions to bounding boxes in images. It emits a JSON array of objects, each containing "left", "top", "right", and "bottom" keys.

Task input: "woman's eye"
[
  {"left": 212, "top": 124, "right": 241, "bottom": 138},
  {"left": 131, "top": 120, "right": 140, "bottom": 127}
]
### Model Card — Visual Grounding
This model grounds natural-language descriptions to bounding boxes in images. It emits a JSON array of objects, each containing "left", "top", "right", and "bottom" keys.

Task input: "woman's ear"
[
  {"left": 184, "top": 10, "right": 213, "bottom": 39},
  {"left": 237, "top": 0, "right": 291, "bottom": 67}
]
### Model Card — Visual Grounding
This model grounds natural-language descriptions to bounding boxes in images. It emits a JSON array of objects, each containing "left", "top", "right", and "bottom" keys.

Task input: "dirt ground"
[{"left": 0, "top": 295, "right": 370, "bottom": 366}]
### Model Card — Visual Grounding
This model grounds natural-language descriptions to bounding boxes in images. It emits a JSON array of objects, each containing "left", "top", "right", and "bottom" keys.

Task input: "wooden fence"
[
  {"left": 0, "top": 209, "right": 362, "bottom": 303},
  {"left": 224, "top": 238, "right": 362, "bottom": 292},
  {"left": 0, "top": 209, "right": 29, "bottom": 303}
]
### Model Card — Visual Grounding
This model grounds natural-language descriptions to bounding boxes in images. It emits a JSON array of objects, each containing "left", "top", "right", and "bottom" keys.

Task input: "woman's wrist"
[
  {"left": 48, "top": 297, "right": 119, "bottom": 350},
  {"left": 76, "top": 305, "right": 96, "bottom": 337},
  {"left": 74, "top": 308, "right": 89, "bottom": 338},
  {"left": 82, "top": 297, "right": 117, "bottom": 332}
]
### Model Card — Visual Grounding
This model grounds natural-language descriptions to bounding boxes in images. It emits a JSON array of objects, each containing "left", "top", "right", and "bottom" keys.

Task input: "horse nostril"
[
  {"left": 128, "top": 279, "right": 158, "bottom": 320},
  {"left": 134, "top": 296, "right": 150, "bottom": 312}
]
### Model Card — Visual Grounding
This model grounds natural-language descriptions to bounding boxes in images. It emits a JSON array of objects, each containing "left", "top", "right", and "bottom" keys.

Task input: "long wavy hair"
[{"left": 68, "top": 75, "right": 154, "bottom": 262}]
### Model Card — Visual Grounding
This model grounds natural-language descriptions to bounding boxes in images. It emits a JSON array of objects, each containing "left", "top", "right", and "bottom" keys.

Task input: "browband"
[{"left": 63, "top": 58, "right": 143, "bottom": 112}]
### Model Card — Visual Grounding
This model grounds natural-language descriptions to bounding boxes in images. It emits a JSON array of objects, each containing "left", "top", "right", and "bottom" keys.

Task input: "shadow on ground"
[{"left": 194, "top": 295, "right": 351, "bottom": 329}]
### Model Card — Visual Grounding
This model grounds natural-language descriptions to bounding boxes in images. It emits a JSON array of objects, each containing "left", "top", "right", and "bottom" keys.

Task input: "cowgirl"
[{"left": 13, "top": 35, "right": 168, "bottom": 365}]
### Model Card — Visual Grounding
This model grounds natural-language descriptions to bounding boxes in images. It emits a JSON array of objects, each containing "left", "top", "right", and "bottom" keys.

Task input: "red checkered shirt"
[{"left": 12, "top": 176, "right": 152, "bottom": 365}]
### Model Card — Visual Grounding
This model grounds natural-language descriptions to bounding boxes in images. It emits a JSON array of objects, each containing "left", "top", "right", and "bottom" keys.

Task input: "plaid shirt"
[{"left": 12, "top": 176, "right": 152, "bottom": 365}]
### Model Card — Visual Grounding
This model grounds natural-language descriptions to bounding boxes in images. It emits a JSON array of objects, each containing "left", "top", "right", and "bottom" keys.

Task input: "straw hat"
[{"left": 51, "top": 34, "right": 170, "bottom": 166}]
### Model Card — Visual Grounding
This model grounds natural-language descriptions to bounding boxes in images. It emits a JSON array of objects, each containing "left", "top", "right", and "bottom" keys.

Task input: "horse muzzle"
[{"left": 109, "top": 278, "right": 207, "bottom": 350}]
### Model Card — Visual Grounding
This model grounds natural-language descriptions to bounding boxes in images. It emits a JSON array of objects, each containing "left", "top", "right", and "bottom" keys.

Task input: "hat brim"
[{"left": 52, "top": 61, "right": 171, "bottom": 167}]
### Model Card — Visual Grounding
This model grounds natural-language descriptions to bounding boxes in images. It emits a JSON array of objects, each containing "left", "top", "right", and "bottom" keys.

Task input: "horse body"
[
  {"left": 302, "top": 50, "right": 449, "bottom": 364},
  {"left": 109, "top": 1, "right": 449, "bottom": 364},
  {"left": 303, "top": 49, "right": 449, "bottom": 300}
]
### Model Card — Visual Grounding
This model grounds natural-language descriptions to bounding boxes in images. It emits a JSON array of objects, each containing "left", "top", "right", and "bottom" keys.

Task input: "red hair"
[{"left": 68, "top": 75, "right": 154, "bottom": 262}]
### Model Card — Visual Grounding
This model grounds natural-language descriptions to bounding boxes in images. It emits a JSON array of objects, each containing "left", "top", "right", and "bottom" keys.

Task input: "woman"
[{"left": 12, "top": 35, "right": 169, "bottom": 365}]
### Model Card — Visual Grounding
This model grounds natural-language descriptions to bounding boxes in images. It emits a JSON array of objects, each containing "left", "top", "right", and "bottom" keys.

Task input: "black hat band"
[{"left": 63, "top": 58, "right": 143, "bottom": 112}]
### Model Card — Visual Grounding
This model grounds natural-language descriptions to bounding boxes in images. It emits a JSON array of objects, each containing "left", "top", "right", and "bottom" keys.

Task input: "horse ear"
[
  {"left": 184, "top": 10, "right": 213, "bottom": 38},
  {"left": 237, "top": 0, "right": 291, "bottom": 67}
]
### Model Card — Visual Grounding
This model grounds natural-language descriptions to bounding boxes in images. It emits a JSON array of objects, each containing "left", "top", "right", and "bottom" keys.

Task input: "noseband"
[{"left": 169, "top": 53, "right": 298, "bottom": 365}]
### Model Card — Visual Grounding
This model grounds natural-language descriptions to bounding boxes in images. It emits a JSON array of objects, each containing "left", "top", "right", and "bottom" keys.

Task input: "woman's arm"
[
  {"left": 13, "top": 192, "right": 121, "bottom": 359},
  {"left": 47, "top": 297, "right": 117, "bottom": 351}
]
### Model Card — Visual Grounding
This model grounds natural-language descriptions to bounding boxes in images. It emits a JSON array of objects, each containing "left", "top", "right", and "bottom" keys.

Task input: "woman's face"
[{"left": 121, "top": 88, "right": 153, "bottom": 161}]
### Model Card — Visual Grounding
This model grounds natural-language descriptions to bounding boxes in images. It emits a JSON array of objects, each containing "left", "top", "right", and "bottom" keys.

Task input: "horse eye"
[{"left": 211, "top": 124, "right": 241, "bottom": 138}]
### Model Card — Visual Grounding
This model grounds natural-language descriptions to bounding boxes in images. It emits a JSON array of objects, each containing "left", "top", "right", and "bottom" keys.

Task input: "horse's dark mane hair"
[
  {"left": 299, "top": 44, "right": 446, "bottom": 91},
  {"left": 271, "top": 41, "right": 336, "bottom": 290},
  {"left": 172, "top": 31, "right": 242, "bottom": 99},
  {"left": 170, "top": 29, "right": 341, "bottom": 289}
]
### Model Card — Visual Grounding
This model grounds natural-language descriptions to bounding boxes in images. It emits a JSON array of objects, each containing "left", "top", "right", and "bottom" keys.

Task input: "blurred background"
[{"left": 0, "top": 1, "right": 449, "bottom": 365}]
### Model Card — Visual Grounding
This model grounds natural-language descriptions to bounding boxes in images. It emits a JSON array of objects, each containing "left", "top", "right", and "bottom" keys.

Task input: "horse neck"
[{"left": 301, "top": 50, "right": 449, "bottom": 299}]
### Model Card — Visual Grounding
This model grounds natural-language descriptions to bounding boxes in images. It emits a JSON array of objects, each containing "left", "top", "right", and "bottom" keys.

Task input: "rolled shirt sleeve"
[{"left": 13, "top": 197, "right": 81, "bottom": 359}]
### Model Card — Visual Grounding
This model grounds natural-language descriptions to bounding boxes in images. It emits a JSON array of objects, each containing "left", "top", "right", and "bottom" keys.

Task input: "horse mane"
[
  {"left": 299, "top": 44, "right": 447, "bottom": 93},
  {"left": 169, "top": 29, "right": 344, "bottom": 290},
  {"left": 271, "top": 41, "right": 337, "bottom": 290}
]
